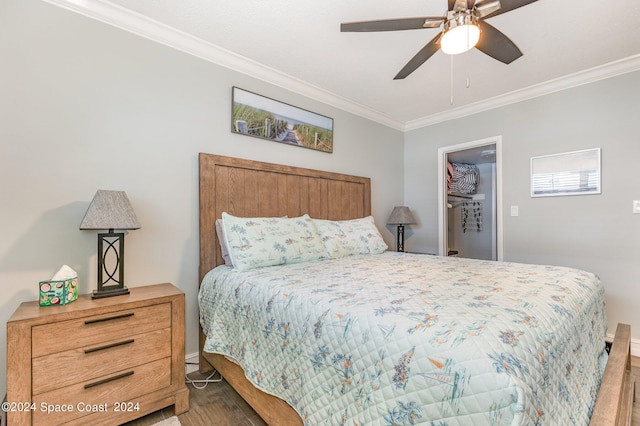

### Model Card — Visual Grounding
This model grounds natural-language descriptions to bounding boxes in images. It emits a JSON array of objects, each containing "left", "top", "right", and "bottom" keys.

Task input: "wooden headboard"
[{"left": 198, "top": 153, "right": 371, "bottom": 282}]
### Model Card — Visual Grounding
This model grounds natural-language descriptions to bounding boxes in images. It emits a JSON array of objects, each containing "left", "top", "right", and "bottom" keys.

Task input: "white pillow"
[
  {"left": 216, "top": 217, "right": 288, "bottom": 267},
  {"left": 313, "top": 216, "right": 388, "bottom": 258},
  {"left": 221, "top": 213, "right": 329, "bottom": 271},
  {"left": 215, "top": 219, "right": 233, "bottom": 266}
]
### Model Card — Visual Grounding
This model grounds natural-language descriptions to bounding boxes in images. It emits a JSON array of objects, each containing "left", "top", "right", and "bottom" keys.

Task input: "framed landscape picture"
[{"left": 231, "top": 87, "right": 334, "bottom": 153}]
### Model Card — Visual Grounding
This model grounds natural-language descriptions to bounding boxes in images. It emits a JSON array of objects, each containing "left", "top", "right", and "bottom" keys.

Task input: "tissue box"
[{"left": 39, "top": 277, "right": 78, "bottom": 306}]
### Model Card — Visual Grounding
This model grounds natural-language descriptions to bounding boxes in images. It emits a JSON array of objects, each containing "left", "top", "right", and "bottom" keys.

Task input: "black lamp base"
[
  {"left": 92, "top": 286, "right": 130, "bottom": 299},
  {"left": 94, "top": 230, "right": 129, "bottom": 299},
  {"left": 396, "top": 224, "right": 405, "bottom": 252}
]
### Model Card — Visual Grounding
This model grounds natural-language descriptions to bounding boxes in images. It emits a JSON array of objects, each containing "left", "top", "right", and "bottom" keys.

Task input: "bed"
[{"left": 198, "top": 153, "right": 634, "bottom": 425}]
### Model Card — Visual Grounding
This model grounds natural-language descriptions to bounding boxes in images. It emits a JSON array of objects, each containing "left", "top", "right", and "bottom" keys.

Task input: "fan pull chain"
[
  {"left": 450, "top": 55, "right": 454, "bottom": 105},
  {"left": 466, "top": 49, "right": 471, "bottom": 88},
  {"left": 466, "top": 30, "right": 471, "bottom": 88}
]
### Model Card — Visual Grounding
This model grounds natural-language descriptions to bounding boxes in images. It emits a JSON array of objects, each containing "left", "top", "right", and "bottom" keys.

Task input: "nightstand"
[{"left": 7, "top": 283, "right": 189, "bottom": 426}]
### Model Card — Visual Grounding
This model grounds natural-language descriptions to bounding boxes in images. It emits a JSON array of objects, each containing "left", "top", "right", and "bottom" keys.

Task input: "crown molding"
[
  {"left": 42, "top": 1, "right": 640, "bottom": 133},
  {"left": 404, "top": 54, "right": 640, "bottom": 131}
]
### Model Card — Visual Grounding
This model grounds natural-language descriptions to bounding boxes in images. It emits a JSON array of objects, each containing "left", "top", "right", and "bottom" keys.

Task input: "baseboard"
[
  {"left": 631, "top": 339, "right": 640, "bottom": 358},
  {"left": 185, "top": 352, "right": 200, "bottom": 374},
  {"left": 606, "top": 333, "right": 640, "bottom": 357}
]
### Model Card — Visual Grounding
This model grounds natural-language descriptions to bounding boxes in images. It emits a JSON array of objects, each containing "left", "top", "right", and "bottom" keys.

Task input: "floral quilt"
[{"left": 199, "top": 252, "right": 607, "bottom": 425}]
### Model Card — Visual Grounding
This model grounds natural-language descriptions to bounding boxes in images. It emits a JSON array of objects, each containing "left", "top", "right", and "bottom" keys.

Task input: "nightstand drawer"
[
  {"left": 32, "top": 328, "right": 172, "bottom": 394},
  {"left": 32, "top": 357, "right": 171, "bottom": 425},
  {"left": 32, "top": 303, "right": 171, "bottom": 357}
]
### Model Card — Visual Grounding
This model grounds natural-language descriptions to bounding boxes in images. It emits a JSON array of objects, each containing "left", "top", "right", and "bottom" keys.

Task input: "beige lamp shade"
[
  {"left": 79, "top": 190, "right": 141, "bottom": 230},
  {"left": 387, "top": 206, "right": 416, "bottom": 225}
]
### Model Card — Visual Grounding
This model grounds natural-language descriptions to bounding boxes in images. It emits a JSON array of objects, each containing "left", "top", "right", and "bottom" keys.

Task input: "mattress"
[{"left": 199, "top": 252, "right": 607, "bottom": 425}]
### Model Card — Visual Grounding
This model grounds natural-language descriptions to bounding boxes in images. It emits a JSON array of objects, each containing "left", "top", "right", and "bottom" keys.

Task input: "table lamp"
[
  {"left": 80, "top": 190, "right": 140, "bottom": 298},
  {"left": 387, "top": 206, "right": 416, "bottom": 252}
]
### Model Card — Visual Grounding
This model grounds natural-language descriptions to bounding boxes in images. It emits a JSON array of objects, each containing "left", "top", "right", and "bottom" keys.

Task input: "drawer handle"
[
  {"left": 84, "top": 339, "right": 135, "bottom": 354},
  {"left": 84, "top": 312, "right": 134, "bottom": 325},
  {"left": 84, "top": 371, "right": 134, "bottom": 389}
]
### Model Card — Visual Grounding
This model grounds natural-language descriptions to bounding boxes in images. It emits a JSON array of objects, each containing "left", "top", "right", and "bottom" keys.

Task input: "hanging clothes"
[
  {"left": 449, "top": 162, "right": 480, "bottom": 195},
  {"left": 461, "top": 201, "right": 483, "bottom": 233}
]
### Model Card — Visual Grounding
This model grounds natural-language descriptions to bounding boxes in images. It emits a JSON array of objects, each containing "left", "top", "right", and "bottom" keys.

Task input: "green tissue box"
[{"left": 39, "top": 277, "right": 78, "bottom": 306}]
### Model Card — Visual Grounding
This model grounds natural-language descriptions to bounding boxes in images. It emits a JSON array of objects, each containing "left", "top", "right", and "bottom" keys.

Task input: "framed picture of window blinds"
[{"left": 530, "top": 148, "right": 601, "bottom": 197}]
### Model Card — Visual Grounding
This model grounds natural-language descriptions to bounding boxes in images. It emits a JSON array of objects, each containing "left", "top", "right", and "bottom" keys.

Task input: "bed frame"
[{"left": 198, "top": 152, "right": 633, "bottom": 426}]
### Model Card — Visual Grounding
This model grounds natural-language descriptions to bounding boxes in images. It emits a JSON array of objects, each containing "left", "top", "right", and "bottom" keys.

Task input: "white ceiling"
[{"left": 49, "top": 0, "right": 640, "bottom": 130}]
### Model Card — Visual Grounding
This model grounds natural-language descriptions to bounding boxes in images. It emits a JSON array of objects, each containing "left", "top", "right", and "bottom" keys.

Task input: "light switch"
[
  {"left": 633, "top": 200, "right": 640, "bottom": 214},
  {"left": 510, "top": 206, "right": 519, "bottom": 217}
]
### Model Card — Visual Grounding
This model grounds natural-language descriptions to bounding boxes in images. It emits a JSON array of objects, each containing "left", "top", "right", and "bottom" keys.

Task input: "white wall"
[
  {"left": 404, "top": 70, "right": 640, "bottom": 340},
  {"left": 0, "top": 0, "right": 404, "bottom": 398}
]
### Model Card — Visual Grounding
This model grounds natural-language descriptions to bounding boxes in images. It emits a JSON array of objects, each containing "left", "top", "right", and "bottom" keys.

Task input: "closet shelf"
[{"left": 447, "top": 192, "right": 473, "bottom": 200}]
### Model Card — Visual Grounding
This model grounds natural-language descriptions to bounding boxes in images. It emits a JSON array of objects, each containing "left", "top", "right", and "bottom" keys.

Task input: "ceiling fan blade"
[
  {"left": 482, "top": 0, "right": 537, "bottom": 19},
  {"left": 341, "top": 17, "right": 444, "bottom": 32},
  {"left": 475, "top": 20, "right": 522, "bottom": 64},
  {"left": 394, "top": 33, "right": 443, "bottom": 80},
  {"left": 474, "top": 0, "right": 501, "bottom": 18}
]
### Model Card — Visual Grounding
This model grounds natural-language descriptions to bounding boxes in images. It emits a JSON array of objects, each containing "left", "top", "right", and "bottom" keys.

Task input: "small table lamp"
[
  {"left": 387, "top": 206, "right": 416, "bottom": 252},
  {"left": 80, "top": 190, "right": 141, "bottom": 299}
]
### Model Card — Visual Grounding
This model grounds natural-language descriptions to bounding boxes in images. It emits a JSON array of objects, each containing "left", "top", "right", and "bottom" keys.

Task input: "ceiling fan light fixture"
[{"left": 441, "top": 13, "right": 480, "bottom": 55}]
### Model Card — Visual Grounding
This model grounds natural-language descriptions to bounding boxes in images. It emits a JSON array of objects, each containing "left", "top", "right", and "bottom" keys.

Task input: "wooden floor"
[
  {"left": 126, "top": 357, "right": 640, "bottom": 426},
  {"left": 124, "top": 370, "right": 267, "bottom": 426}
]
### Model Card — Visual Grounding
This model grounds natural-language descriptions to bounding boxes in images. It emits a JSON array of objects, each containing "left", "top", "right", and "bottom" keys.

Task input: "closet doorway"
[{"left": 437, "top": 136, "right": 503, "bottom": 261}]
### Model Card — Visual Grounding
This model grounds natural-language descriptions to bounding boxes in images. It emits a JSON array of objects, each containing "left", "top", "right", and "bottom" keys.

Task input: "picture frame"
[
  {"left": 231, "top": 87, "right": 334, "bottom": 153},
  {"left": 530, "top": 148, "right": 601, "bottom": 197}
]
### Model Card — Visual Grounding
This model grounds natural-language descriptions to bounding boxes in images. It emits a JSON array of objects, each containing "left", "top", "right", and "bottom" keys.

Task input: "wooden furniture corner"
[{"left": 590, "top": 322, "right": 635, "bottom": 426}]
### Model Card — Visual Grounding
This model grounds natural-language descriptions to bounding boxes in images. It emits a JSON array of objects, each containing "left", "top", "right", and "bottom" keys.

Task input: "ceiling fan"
[{"left": 341, "top": 0, "right": 538, "bottom": 80}]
